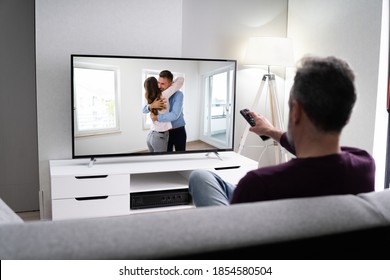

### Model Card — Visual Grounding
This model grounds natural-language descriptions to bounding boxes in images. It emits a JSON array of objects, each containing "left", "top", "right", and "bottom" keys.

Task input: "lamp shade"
[{"left": 243, "top": 37, "right": 294, "bottom": 67}]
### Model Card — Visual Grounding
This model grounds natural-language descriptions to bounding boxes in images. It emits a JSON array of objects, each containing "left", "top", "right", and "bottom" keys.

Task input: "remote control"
[{"left": 240, "top": 108, "right": 270, "bottom": 141}]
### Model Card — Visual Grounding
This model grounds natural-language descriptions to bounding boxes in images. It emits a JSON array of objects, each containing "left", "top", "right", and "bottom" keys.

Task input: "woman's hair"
[
  {"left": 290, "top": 56, "right": 357, "bottom": 133},
  {"left": 144, "top": 76, "right": 163, "bottom": 115}
]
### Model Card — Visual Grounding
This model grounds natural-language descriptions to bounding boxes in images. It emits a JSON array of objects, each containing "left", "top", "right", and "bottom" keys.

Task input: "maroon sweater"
[{"left": 230, "top": 133, "right": 375, "bottom": 204}]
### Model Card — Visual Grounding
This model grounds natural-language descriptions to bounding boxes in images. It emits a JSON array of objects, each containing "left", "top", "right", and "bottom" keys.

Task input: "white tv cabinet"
[{"left": 49, "top": 151, "right": 258, "bottom": 220}]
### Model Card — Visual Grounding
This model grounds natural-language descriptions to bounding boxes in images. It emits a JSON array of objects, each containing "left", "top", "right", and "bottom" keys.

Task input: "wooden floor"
[
  {"left": 139, "top": 139, "right": 217, "bottom": 153},
  {"left": 17, "top": 210, "right": 40, "bottom": 221},
  {"left": 186, "top": 140, "right": 216, "bottom": 150}
]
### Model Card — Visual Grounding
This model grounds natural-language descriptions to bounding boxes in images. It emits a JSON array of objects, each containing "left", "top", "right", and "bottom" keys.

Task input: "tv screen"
[{"left": 71, "top": 54, "right": 237, "bottom": 159}]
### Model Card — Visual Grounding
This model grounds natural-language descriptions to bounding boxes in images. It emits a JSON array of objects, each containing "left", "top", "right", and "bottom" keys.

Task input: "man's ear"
[{"left": 291, "top": 100, "right": 303, "bottom": 125}]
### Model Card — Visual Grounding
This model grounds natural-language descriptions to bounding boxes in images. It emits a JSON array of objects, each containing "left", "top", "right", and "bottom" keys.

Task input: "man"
[
  {"left": 189, "top": 55, "right": 375, "bottom": 207},
  {"left": 145, "top": 70, "right": 187, "bottom": 151}
]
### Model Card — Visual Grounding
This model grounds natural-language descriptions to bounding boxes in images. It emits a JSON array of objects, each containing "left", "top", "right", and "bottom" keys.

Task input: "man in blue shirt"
[{"left": 144, "top": 70, "right": 187, "bottom": 151}]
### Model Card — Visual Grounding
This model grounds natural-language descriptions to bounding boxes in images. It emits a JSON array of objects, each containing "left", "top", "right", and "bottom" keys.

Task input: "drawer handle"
[
  {"left": 75, "top": 175, "right": 108, "bottom": 179},
  {"left": 75, "top": 196, "right": 109, "bottom": 201}
]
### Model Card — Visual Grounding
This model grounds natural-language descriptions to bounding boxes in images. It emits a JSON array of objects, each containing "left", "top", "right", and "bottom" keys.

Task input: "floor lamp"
[{"left": 238, "top": 37, "right": 294, "bottom": 165}]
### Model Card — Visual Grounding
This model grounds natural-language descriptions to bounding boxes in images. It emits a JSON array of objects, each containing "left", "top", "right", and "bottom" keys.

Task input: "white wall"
[
  {"left": 182, "top": 0, "right": 289, "bottom": 59},
  {"left": 374, "top": 0, "right": 389, "bottom": 189},
  {"left": 288, "top": 0, "right": 387, "bottom": 190}
]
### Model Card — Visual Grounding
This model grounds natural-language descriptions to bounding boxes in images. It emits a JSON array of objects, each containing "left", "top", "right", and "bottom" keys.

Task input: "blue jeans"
[{"left": 188, "top": 169, "right": 236, "bottom": 207}]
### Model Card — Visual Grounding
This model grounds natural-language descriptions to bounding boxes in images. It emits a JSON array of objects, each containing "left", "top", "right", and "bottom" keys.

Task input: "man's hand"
[
  {"left": 149, "top": 98, "right": 167, "bottom": 110},
  {"left": 248, "top": 111, "right": 283, "bottom": 142}
]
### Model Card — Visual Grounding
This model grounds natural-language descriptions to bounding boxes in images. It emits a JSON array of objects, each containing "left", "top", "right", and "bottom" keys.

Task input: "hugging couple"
[{"left": 142, "top": 70, "right": 186, "bottom": 153}]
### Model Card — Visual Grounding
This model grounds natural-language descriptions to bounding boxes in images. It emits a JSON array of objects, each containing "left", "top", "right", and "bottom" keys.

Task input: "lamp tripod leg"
[
  {"left": 237, "top": 75, "right": 267, "bottom": 154},
  {"left": 268, "top": 75, "right": 288, "bottom": 164},
  {"left": 268, "top": 76, "right": 282, "bottom": 164}
]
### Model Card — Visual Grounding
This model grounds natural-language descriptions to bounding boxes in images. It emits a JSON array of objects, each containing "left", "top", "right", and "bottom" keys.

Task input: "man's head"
[
  {"left": 158, "top": 70, "right": 174, "bottom": 91},
  {"left": 287, "top": 56, "right": 357, "bottom": 146}
]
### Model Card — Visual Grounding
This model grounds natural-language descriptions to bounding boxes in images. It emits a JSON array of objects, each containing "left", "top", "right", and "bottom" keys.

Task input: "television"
[{"left": 71, "top": 54, "right": 237, "bottom": 159}]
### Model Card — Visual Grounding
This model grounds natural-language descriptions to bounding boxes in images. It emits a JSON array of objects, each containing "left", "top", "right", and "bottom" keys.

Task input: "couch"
[{"left": 1, "top": 189, "right": 390, "bottom": 260}]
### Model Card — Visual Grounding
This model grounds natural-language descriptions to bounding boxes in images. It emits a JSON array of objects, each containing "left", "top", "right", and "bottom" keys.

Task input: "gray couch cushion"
[
  {"left": 0, "top": 199, "right": 23, "bottom": 224},
  {"left": 0, "top": 189, "right": 389, "bottom": 259}
]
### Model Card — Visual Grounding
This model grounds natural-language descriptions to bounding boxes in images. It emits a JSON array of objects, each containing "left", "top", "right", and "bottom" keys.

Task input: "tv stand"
[{"left": 49, "top": 151, "right": 257, "bottom": 220}]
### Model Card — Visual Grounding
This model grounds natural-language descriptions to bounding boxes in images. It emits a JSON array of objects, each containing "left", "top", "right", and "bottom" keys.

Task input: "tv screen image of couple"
[{"left": 71, "top": 55, "right": 237, "bottom": 159}]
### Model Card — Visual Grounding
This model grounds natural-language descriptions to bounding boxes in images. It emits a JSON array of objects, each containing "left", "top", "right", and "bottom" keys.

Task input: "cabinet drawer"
[
  {"left": 52, "top": 194, "right": 130, "bottom": 220},
  {"left": 51, "top": 174, "right": 129, "bottom": 199}
]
